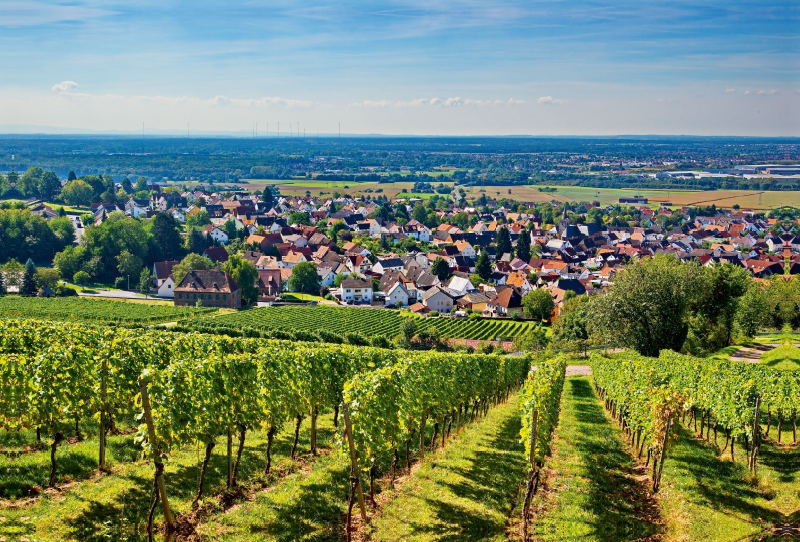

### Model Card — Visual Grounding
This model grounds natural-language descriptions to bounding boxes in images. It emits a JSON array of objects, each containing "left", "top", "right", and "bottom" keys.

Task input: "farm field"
[
  {"left": 470, "top": 185, "right": 800, "bottom": 210},
  {"left": 185, "top": 304, "right": 535, "bottom": 341},
  {"left": 240, "top": 178, "right": 457, "bottom": 199},
  {"left": 0, "top": 295, "right": 217, "bottom": 323}
]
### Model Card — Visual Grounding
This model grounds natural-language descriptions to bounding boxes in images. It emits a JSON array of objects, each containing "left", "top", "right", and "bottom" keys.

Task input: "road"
[{"left": 78, "top": 290, "right": 157, "bottom": 300}]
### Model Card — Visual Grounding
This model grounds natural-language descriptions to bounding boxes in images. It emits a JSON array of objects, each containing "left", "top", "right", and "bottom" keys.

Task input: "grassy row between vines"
[
  {"left": 529, "top": 376, "right": 800, "bottom": 542},
  {"left": 3, "top": 395, "right": 528, "bottom": 541}
]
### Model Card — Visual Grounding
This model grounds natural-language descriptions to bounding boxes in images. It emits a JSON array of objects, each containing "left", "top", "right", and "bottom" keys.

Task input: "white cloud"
[
  {"left": 51, "top": 81, "right": 78, "bottom": 92},
  {"left": 756, "top": 89, "right": 776, "bottom": 95},
  {"left": 349, "top": 97, "right": 525, "bottom": 107},
  {"left": 725, "top": 88, "right": 736, "bottom": 93},
  {"left": 0, "top": 2, "right": 116, "bottom": 27},
  {"left": 744, "top": 90, "right": 751, "bottom": 94},
  {"left": 537, "top": 96, "right": 566, "bottom": 105}
]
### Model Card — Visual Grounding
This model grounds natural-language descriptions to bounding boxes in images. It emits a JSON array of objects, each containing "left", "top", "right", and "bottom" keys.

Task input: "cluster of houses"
[{"left": 29, "top": 185, "right": 800, "bottom": 315}]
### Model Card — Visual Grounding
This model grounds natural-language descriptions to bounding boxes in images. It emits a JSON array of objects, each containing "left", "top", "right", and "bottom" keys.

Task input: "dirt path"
[{"left": 728, "top": 344, "right": 778, "bottom": 363}]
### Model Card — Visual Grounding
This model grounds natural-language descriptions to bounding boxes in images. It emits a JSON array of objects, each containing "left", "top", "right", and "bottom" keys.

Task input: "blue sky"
[{"left": 1, "top": 0, "right": 798, "bottom": 135}]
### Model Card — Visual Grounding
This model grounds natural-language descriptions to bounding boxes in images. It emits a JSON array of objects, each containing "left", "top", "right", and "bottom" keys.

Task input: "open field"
[
  {"left": 464, "top": 185, "right": 800, "bottom": 210},
  {"left": 240, "top": 178, "right": 457, "bottom": 199}
]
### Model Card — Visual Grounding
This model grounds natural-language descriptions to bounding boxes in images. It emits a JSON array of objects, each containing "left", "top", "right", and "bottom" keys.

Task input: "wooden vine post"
[
  {"left": 138, "top": 376, "right": 174, "bottom": 532},
  {"left": 343, "top": 402, "right": 367, "bottom": 538},
  {"left": 98, "top": 358, "right": 108, "bottom": 470},
  {"left": 652, "top": 415, "right": 671, "bottom": 493},
  {"left": 749, "top": 397, "right": 761, "bottom": 475},
  {"left": 522, "top": 407, "right": 539, "bottom": 542}
]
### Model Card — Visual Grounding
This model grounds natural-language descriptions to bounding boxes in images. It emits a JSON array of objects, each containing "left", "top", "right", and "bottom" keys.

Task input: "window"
[
  {"left": 223, "top": 295, "right": 227, "bottom": 300},
  {"left": 216, "top": 294, "right": 220, "bottom": 300},
  {"left": 193, "top": 294, "right": 197, "bottom": 299}
]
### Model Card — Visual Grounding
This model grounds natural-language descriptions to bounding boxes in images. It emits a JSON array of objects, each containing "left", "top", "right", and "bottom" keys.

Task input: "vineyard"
[
  {"left": 591, "top": 350, "right": 800, "bottom": 490},
  {"left": 0, "top": 296, "right": 217, "bottom": 324},
  {"left": 182, "top": 305, "right": 535, "bottom": 342},
  {"left": 0, "top": 319, "right": 554, "bottom": 541},
  {"left": 5, "top": 314, "right": 798, "bottom": 541}
]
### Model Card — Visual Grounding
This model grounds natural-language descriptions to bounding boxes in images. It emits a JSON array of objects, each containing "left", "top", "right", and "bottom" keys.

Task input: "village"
[{"left": 32, "top": 181, "right": 795, "bottom": 319}]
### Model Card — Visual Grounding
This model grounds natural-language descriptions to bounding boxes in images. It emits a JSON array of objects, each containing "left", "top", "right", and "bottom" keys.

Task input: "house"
[
  {"left": 456, "top": 292, "right": 491, "bottom": 313},
  {"left": 203, "top": 225, "right": 229, "bottom": 244},
  {"left": 282, "top": 251, "right": 307, "bottom": 269},
  {"left": 174, "top": 269, "right": 241, "bottom": 309},
  {"left": 372, "top": 257, "right": 405, "bottom": 274},
  {"left": 447, "top": 276, "right": 474, "bottom": 297},
  {"left": 257, "top": 269, "right": 282, "bottom": 300},
  {"left": 158, "top": 275, "right": 176, "bottom": 298},
  {"left": 487, "top": 287, "right": 523, "bottom": 317},
  {"left": 317, "top": 266, "right": 337, "bottom": 287},
  {"left": 384, "top": 281, "right": 410, "bottom": 307},
  {"left": 421, "top": 286, "right": 455, "bottom": 312},
  {"left": 339, "top": 277, "right": 374, "bottom": 304},
  {"left": 152, "top": 260, "right": 179, "bottom": 287}
]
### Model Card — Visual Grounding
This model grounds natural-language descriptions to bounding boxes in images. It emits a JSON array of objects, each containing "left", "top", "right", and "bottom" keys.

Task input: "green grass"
[
  {"left": 760, "top": 343, "right": 800, "bottom": 370},
  {"left": 5, "top": 414, "right": 342, "bottom": 541},
  {"left": 369, "top": 394, "right": 527, "bottom": 542},
  {"left": 656, "top": 424, "right": 789, "bottom": 541},
  {"left": 529, "top": 377, "right": 661, "bottom": 541}
]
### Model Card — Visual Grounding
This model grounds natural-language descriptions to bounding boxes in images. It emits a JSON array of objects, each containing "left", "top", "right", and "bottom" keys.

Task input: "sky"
[{"left": 0, "top": 0, "right": 798, "bottom": 136}]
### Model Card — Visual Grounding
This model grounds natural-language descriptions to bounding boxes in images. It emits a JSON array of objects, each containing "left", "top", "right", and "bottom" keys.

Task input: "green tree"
[
  {"left": 430, "top": 257, "right": 450, "bottom": 281},
  {"left": 412, "top": 202, "right": 427, "bottom": 223},
  {"left": 53, "top": 245, "right": 87, "bottom": 283},
  {"left": 61, "top": 180, "right": 94, "bottom": 207},
  {"left": 21, "top": 259, "right": 37, "bottom": 295},
  {"left": 186, "top": 228, "right": 208, "bottom": 254},
  {"left": 516, "top": 230, "right": 531, "bottom": 263},
  {"left": 552, "top": 295, "right": 591, "bottom": 350},
  {"left": 68, "top": 171, "right": 77, "bottom": 182},
  {"left": 18, "top": 167, "right": 43, "bottom": 197},
  {"left": 590, "top": 254, "right": 703, "bottom": 356},
  {"left": 73, "top": 270, "right": 91, "bottom": 285},
  {"left": 151, "top": 212, "right": 184, "bottom": 261},
  {"left": 288, "top": 212, "right": 311, "bottom": 226},
  {"left": 138, "top": 268, "right": 153, "bottom": 298},
  {"left": 38, "top": 171, "right": 62, "bottom": 201},
  {"left": 81, "top": 213, "right": 149, "bottom": 282},
  {"left": 522, "top": 288, "right": 555, "bottom": 322},
  {"left": 685, "top": 263, "right": 752, "bottom": 353},
  {"left": 173, "top": 253, "right": 214, "bottom": 286},
  {"left": 475, "top": 249, "right": 492, "bottom": 280},
  {"left": 262, "top": 187, "right": 274, "bottom": 210},
  {"left": 0, "top": 268, "right": 5, "bottom": 295},
  {"left": 117, "top": 249, "right": 144, "bottom": 285},
  {"left": 186, "top": 210, "right": 211, "bottom": 230},
  {"left": 400, "top": 318, "right": 417, "bottom": 345},
  {"left": 34, "top": 268, "right": 60, "bottom": 290},
  {"left": 223, "top": 255, "right": 259, "bottom": 305},
  {"left": 134, "top": 177, "right": 148, "bottom": 192},
  {"left": 289, "top": 261, "right": 321, "bottom": 295},
  {"left": 0, "top": 208, "right": 68, "bottom": 264},
  {"left": 734, "top": 284, "right": 770, "bottom": 338},
  {"left": 48, "top": 216, "right": 75, "bottom": 247},
  {"left": 496, "top": 226, "right": 512, "bottom": 256}
]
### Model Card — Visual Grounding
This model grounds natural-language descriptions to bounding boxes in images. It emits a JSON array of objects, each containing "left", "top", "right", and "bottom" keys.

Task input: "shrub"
[
  {"left": 73, "top": 270, "right": 90, "bottom": 285},
  {"left": 114, "top": 277, "right": 126, "bottom": 289}
]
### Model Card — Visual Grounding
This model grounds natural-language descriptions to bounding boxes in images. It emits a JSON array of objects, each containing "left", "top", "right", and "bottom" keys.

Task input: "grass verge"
[
  {"left": 368, "top": 394, "right": 527, "bottom": 542},
  {"left": 526, "top": 377, "right": 662, "bottom": 541}
]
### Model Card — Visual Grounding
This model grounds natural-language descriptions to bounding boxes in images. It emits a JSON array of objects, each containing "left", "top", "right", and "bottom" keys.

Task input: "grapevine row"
[
  {"left": 519, "top": 354, "right": 567, "bottom": 540},
  {"left": 590, "top": 350, "right": 800, "bottom": 489}
]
